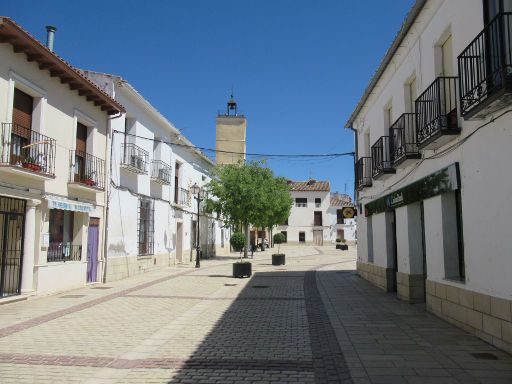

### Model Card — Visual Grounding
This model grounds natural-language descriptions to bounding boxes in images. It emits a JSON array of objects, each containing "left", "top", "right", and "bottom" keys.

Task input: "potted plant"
[
  {"left": 231, "top": 232, "right": 251, "bottom": 278},
  {"left": 22, "top": 156, "right": 41, "bottom": 172},
  {"left": 335, "top": 238, "right": 343, "bottom": 250},
  {"left": 272, "top": 233, "right": 286, "bottom": 265},
  {"left": 82, "top": 173, "right": 96, "bottom": 187},
  {"left": 340, "top": 239, "right": 348, "bottom": 251}
]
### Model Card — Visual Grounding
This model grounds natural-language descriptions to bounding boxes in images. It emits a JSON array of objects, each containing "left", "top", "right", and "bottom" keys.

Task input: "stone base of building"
[
  {"left": 397, "top": 272, "right": 425, "bottom": 303},
  {"left": 426, "top": 280, "right": 512, "bottom": 354},
  {"left": 357, "top": 261, "right": 396, "bottom": 292},
  {"left": 105, "top": 252, "right": 171, "bottom": 282}
]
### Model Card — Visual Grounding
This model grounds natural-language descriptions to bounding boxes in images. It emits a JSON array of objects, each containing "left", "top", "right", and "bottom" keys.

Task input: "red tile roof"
[
  {"left": 288, "top": 180, "right": 330, "bottom": 192},
  {"left": 0, "top": 17, "right": 124, "bottom": 115}
]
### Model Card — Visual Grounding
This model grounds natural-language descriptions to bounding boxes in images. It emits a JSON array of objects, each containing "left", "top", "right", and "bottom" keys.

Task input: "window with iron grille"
[
  {"left": 138, "top": 198, "right": 154, "bottom": 256},
  {"left": 337, "top": 209, "right": 345, "bottom": 224},
  {"left": 295, "top": 198, "right": 307, "bottom": 207}
]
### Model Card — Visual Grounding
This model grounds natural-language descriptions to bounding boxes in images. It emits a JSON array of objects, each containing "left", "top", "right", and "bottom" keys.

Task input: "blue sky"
[{"left": 3, "top": 0, "right": 414, "bottom": 198}]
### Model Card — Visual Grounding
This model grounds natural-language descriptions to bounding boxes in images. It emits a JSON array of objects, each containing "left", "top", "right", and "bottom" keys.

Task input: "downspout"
[
  {"left": 102, "top": 111, "right": 123, "bottom": 283},
  {"left": 348, "top": 126, "right": 358, "bottom": 207}
]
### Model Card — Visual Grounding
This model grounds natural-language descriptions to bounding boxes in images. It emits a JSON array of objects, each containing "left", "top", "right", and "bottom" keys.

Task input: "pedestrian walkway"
[{"left": 0, "top": 245, "right": 510, "bottom": 383}]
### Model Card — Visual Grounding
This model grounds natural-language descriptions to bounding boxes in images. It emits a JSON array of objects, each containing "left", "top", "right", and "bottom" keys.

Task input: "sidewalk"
[{"left": 0, "top": 245, "right": 510, "bottom": 383}]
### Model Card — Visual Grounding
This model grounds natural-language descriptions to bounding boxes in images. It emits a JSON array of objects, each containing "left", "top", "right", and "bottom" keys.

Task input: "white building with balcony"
[
  {"left": 83, "top": 71, "right": 228, "bottom": 282},
  {"left": 0, "top": 18, "right": 124, "bottom": 299},
  {"left": 326, "top": 193, "right": 357, "bottom": 244},
  {"left": 346, "top": 0, "right": 512, "bottom": 354}
]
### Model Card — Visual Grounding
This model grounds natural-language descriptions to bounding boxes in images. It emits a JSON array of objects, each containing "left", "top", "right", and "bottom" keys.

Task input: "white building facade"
[
  {"left": 0, "top": 18, "right": 124, "bottom": 299},
  {"left": 277, "top": 180, "right": 331, "bottom": 245},
  {"left": 326, "top": 193, "right": 357, "bottom": 244},
  {"left": 346, "top": 0, "right": 512, "bottom": 354},
  {"left": 84, "top": 72, "right": 228, "bottom": 282}
]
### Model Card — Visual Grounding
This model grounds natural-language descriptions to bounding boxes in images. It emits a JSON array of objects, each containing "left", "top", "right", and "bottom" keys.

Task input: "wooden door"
[
  {"left": 11, "top": 89, "right": 33, "bottom": 165},
  {"left": 75, "top": 123, "right": 87, "bottom": 181},
  {"left": 313, "top": 230, "right": 323, "bottom": 246}
]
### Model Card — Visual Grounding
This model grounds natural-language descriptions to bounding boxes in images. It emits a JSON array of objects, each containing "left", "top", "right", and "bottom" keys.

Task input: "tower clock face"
[{"left": 342, "top": 207, "right": 355, "bottom": 218}]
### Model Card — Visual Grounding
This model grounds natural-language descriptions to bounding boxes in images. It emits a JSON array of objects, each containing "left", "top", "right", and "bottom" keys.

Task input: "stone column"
[{"left": 21, "top": 200, "right": 39, "bottom": 293}]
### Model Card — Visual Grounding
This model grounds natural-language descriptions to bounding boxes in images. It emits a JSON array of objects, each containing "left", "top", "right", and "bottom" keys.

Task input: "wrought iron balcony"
[
  {"left": 69, "top": 150, "right": 105, "bottom": 190},
  {"left": 0, "top": 123, "right": 56, "bottom": 176},
  {"left": 371, "top": 136, "right": 395, "bottom": 180},
  {"left": 458, "top": 13, "right": 512, "bottom": 119},
  {"left": 389, "top": 113, "right": 421, "bottom": 167},
  {"left": 150, "top": 160, "right": 172, "bottom": 184},
  {"left": 355, "top": 157, "right": 372, "bottom": 190},
  {"left": 416, "top": 76, "right": 460, "bottom": 150},
  {"left": 47, "top": 243, "right": 82, "bottom": 262},
  {"left": 121, "top": 143, "right": 148, "bottom": 174}
]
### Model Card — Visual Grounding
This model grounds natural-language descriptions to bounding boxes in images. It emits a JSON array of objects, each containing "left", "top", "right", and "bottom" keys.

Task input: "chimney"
[{"left": 45, "top": 25, "right": 56, "bottom": 51}]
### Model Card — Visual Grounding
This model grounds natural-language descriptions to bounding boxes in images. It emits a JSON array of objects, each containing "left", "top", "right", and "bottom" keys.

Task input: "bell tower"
[{"left": 215, "top": 94, "right": 247, "bottom": 165}]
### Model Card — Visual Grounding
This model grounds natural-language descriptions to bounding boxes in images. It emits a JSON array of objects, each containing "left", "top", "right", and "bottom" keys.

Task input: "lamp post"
[{"left": 191, "top": 183, "right": 203, "bottom": 268}]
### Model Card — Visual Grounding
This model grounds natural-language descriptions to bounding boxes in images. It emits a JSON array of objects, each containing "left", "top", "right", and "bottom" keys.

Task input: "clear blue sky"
[{"left": 3, "top": 0, "right": 414, "bottom": 198}]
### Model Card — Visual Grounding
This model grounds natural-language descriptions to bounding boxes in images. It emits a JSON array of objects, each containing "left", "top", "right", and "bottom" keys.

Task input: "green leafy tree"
[
  {"left": 205, "top": 161, "right": 292, "bottom": 257},
  {"left": 230, "top": 232, "right": 246, "bottom": 253}
]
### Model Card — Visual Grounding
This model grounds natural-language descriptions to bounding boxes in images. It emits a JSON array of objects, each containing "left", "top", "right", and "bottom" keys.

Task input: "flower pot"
[
  {"left": 233, "top": 262, "right": 251, "bottom": 278},
  {"left": 272, "top": 254, "right": 285, "bottom": 266},
  {"left": 340, "top": 244, "right": 348, "bottom": 251}
]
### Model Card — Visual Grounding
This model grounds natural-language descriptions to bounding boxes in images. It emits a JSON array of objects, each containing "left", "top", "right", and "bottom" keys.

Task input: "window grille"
[{"left": 138, "top": 197, "right": 154, "bottom": 256}]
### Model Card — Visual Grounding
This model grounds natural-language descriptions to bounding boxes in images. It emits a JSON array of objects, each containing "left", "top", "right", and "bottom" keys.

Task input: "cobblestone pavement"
[{"left": 0, "top": 246, "right": 511, "bottom": 383}]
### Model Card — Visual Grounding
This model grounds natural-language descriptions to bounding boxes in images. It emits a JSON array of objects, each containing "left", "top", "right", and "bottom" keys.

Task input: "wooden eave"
[{"left": 0, "top": 17, "right": 125, "bottom": 116}]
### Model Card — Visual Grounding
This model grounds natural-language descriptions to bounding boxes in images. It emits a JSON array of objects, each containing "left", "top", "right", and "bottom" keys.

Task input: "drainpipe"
[
  {"left": 45, "top": 25, "right": 56, "bottom": 51},
  {"left": 348, "top": 126, "right": 358, "bottom": 207}
]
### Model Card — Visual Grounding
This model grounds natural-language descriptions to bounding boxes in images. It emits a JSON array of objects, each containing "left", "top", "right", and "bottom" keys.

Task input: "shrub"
[
  {"left": 273, "top": 233, "right": 286, "bottom": 254},
  {"left": 230, "top": 232, "right": 246, "bottom": 252},
  {"left": 336, "top": 238, "right": 341, "bottom": 243}
]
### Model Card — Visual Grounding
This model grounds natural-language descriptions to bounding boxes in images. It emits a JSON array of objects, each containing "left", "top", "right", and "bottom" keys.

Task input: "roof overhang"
[
  {"left": 344, "top": 0, "right": 426, "bottom": 129},
  {"left": 0, "top": 17, "right": 125, "bottom": 116}
]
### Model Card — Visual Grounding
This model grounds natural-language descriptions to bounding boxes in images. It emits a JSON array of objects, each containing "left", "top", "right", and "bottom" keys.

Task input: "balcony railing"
[
  {"left": 179, "top": 187, "right": 190, "bottom": 206},
  {"left": 295, "top": 202, "right": 307, "bottom": 207},
  {"left": 150, "top": 160, "right": 172, "bottom": 184},
  {"left": 355, "top": 157, "right": 372, "bottom": 190},
  {"left": 69, "top": 150, "right": 105, "bottom": 190},
  {"left": 458, "top": 12, "right": 512, "bottom": 119},
  {"left": 371, "top": 136, "right": 395, "bottom": 179},
  {"left": 389, "top": 113, "right": 421, "bottom": 166},
  {"left": 0, "top": 123, "right": 56, "bottom": 176},
  {"left": 121, "top": 143, "right": 148, "bottom": 174},
  {"left": 47, "top": 243, "right": 82, "bottom": 262},
  {"left": 416, "top": 76, "right": 460, "bottom": 149}
]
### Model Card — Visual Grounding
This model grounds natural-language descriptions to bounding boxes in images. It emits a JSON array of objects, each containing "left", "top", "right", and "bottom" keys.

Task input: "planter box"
[
  {"left": 272, "top": 254, "right": 285, "bottom": 266},
  {"left": 336, "top": 244, "right": 348, "bottom": 251},
  {"left": 233, "top": 262, "right": 252, "bottom": 278}
]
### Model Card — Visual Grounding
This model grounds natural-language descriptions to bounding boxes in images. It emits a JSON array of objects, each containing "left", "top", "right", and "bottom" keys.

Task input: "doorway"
[
  {"left": 313, "top": 230, "right": 323, "bottom": 246},
  {"left": 391, "top": 210, "right": 398, "bottom": 292},
  {"left": 420, "top": 202, "right": 427, "bottom": 302},
  {"left": 0, "top": 197, "right": 26, "bottom": 298},
  {"left": 86, "top": 218, "right": 99, "bottom": 283},
  {"left": 176, "top": 222, "right": 183, "bottom": 263}
]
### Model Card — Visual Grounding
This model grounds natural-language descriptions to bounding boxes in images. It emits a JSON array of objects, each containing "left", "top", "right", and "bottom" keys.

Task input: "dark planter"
[
  {"left": 336, "top": 244, "right": 342, "bottom": 250},
  {"left": 233, "top": 262, "right": 252, "bottom": 278},
  {"left": 272, "top": 254, "right": 285, "bottom": 265},
  {"left": 340, "top": 244, "right": 348, "bottom": 251}
]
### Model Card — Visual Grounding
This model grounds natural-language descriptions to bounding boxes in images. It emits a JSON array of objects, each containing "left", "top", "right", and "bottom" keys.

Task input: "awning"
[{"left": 45, "top": 195, "right": 95, "bottom": 213}]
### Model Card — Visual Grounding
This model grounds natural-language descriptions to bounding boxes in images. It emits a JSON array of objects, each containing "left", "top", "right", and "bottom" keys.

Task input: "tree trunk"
[
  {"left": 244, "top": 223, "right": 249, "bottom": 258},
  {"left": 269, "top": 227, "right": 273, "bottom": 248}
]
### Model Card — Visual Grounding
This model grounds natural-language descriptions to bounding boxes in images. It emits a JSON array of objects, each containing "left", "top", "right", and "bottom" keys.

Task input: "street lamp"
[{"left": 191, "top": 182, "right": 204, "bottom": 268}]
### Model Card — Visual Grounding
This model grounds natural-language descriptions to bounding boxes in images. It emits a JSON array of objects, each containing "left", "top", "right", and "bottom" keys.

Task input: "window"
[
  {"left": 367, "top": 216, "right": 374, "bottom": 263},
  {"left": 299, "top": 232, "right": 305, "bottom": 243},
  {"left": 191, "top": 220, "right": 197, "bottom": 249},
  {"left": 174, "top": 162, "right": 180, "bottom": 204},
  {"left": 295, "top": 198, "right": 307, "bottom": 207},
  {"left": 315, "top": 198, "right": 321, "bottom": 208},
  {"left": 280, "top": 231, "right": 287, "bottom": 243},
  {"left": 48, "top": 209, "right": 79, "bottom": 262},
  {"left": 337, "top": 209, "right": 345, "bottom": 224},
  {"left": 138, "top": 198, "right": 154, "bottom": 255},
  {"left": 314, "top": 211, "right": 322, "bottom": 226}
]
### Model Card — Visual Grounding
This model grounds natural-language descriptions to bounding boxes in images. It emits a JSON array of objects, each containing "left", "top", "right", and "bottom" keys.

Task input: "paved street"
[{"left": 0, "top": 245, "right": 511, "bottom": 384}]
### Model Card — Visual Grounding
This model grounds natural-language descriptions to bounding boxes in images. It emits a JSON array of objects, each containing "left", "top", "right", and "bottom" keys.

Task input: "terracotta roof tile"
[{"left": 289, "top": 180, "right": 330, "bottom": 192}]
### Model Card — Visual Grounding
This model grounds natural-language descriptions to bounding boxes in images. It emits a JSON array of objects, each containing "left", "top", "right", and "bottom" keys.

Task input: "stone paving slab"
[{"left": 0, "top": 245, "right": 510, "bottom": 383}]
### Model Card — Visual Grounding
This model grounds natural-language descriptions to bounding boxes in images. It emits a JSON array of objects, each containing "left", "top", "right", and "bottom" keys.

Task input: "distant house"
[
  {"left": 276, "top": 180, "right": 330, "bottom": 245},
  {"left": 327, "top": 193, "right": 357, "bottom": 244}
]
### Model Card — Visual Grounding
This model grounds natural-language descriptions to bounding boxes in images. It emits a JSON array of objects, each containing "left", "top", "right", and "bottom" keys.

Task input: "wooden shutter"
[
  {"left": 76, "top": 123, "right": 87, "bottom": 153},
  {"left": 12, "top": 89, "right": 33, "bottom": 138}
]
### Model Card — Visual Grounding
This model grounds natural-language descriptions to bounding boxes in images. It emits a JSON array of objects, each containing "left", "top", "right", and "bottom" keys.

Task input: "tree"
[{"left": 205, "top": 161, "right": 292, "bottom": 257}]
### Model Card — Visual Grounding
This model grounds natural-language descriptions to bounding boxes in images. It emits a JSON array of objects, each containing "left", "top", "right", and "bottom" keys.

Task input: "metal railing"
[
  {"left": 179, "top": 187, "right": 190, "bottom": 206},
  {"left": 0, "top": 123, "right": 56, "bottom": 175},
  {"left": 371, "top": 136, "right": 394, "bottom": 178},
  {"left": 458, "top": 12, "right": 512, "bottom": 116},
  {"left": 150, "top": 160, "right": 172, "bottom": 184},
  {"left": 47, "top": 243, "right": 82, "bottom": 262},
  {"left": 389, "top": 113, "right": 420, "bottom": 164},
  {"left": 295, "top": 202, "right": 307, "bottom": 207},
  {"left": 121, "top": 143, "right": 148, "bottom": 174},
  {"left": 415, "top": 76, "right": 458, "bottom": 146},
  {"left": 69, "top": 150, "right": 105, "bottom": 189},
  {"left": 355, "top": 157, "right": 372, "bottom": 190}
]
